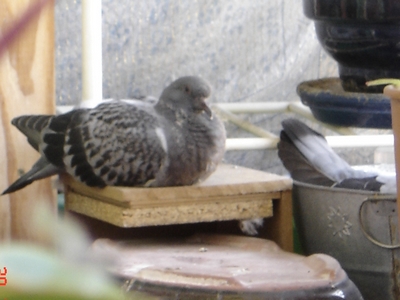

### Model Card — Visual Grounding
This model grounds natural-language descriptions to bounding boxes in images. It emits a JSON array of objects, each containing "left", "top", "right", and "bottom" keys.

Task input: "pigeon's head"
[{"left": 159, "top": 76, "right": 213, "bottom": 118}]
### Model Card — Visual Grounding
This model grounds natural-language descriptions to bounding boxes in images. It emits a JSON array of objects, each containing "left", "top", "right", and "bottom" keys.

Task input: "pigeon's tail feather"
[
  {"left": 12, "top": 115, "right": 53, "bottom": 151},
  {"left": 278, "top": 118, "right": 394, "bottom": 193},
  {"left": 278, "top": 130, "right": 336, "bottom": 187},
  {"left": 280, "top": 118, "right": 373, "bottom": 182},
  {"left": 333, "top": 176, "right": 383, "bottom": 191},
  {"left": 2, "top": 157, "right": 59, "bottom": 195}
]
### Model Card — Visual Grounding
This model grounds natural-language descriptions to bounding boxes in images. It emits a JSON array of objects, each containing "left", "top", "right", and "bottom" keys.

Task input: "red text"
[{"left": 0, "top": 267, "right": 7, "bottom": 286}]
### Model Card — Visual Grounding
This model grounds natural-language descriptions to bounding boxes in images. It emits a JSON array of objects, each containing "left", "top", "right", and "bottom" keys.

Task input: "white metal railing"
[
  {"left": 212, "top": 102, "right": 393, "bottom": 151},
  {"left": 82, "top": 0, "right": 103, "bottom": 102},
  {"left": 56, "top": 101, "right": 394, "bottom": 151}
]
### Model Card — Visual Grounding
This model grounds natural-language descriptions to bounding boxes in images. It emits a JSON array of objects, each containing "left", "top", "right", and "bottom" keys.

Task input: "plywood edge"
[
  {"left": 65, "top": 190, "right": 274, "bottom": 228},
  {"left": 66, "top": 178, "right": 283, "bottom": 208},
  {"left": 62, "top": 164, "right": 292, "bottom": 207},
  {"left": 62, "top": 174, "right": 129, "bottom": 206}
]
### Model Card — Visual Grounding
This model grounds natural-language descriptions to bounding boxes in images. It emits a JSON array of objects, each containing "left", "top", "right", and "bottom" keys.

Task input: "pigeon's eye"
[{"left": 184, "top": 86, "right": 190, "bottom": 94}]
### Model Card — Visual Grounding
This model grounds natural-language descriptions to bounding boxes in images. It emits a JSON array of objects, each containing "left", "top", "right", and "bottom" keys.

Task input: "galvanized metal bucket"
[{"left": 293, "top": 181, "right": 399, "bottom": 300}]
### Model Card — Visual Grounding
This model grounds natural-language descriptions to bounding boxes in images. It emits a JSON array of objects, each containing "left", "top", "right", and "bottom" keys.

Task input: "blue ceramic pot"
[
  {"left": 303, "top": 0, "right": 400, "bottom": 93},
  {"left": 297, "top": 78, "right": 392, "bottom": 128}
]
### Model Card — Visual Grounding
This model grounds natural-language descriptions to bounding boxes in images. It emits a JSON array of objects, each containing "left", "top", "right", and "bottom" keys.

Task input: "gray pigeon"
[
  {"left": 278, "top": 118, "right": 396, "bottom": 194},
  {"left": 3, "top": 76, "right": 226, "bottom": 195}
]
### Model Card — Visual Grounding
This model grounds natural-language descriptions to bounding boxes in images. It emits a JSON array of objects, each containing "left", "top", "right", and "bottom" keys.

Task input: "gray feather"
[
  {"left": 3, "top": 76, "right": 226, "bottom": 195},
  {"left": 2, "top": 157, "right": 59, "bottom": 195},
  {"left": 278, "top": 118, "right": 396, "bottom": 193},
  {"left": 280, "top": 118, "right": 373, "bottom": 182},
  {"left": 12, "top": 115, "right": 53, "bottom": 151}
]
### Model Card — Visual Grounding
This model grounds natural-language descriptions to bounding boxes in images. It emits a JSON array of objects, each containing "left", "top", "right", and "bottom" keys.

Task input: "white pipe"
[
  {"left": 325, "top": 135, "right": 394, "bottom": 148},
  {"left": 56, "top": 103, "right": 393, "bottom": 151},
  {"left": 225, "top": 135, "right": 394, "bottom": 151},
  {"left": 215, "top": 102, "right": 355, "bottom": 135},
  {"left": 226, "top": 138, "right": 279, "bottom": 150},
  {"left": 287, "top": 102, "right": 315, "bottom": 120},
  {"left": 82, "top": 0, "right": 103, "bottom": 102},
  {"left": 214, "top": 106, "right": 278, "bottom": 139},
  {"left": 214, "top": 102, "right": 289, "bottom": 113}
]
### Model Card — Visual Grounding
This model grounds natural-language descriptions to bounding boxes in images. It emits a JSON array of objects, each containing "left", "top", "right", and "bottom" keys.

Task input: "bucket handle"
[{"left": 359, "top": 196, "right": 400, "bottom": 249}]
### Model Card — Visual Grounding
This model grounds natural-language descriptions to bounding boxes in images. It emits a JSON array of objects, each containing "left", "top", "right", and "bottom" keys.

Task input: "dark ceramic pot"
[
  {"left": 297, "top": 78, "right": 392, "bottom": 128},
  {"left": 303, "top": 0, "right": 400, "bottom": 93}
]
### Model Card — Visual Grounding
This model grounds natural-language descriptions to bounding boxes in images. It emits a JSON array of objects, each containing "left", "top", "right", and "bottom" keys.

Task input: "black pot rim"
[{"left": 303, "top": 0, "right": 400, "bottom": 22}]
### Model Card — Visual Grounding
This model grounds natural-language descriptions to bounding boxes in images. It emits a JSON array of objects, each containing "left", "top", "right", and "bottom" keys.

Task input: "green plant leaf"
[{"left": 366, "top": 78, "right": 400, "bottom": 88}]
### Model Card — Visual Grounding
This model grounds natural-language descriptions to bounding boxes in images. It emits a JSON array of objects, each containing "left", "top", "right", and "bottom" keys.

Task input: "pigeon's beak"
[
  {"left": 200, "top": 98, "right": 213, "bottom": 119},
  {"left": 203, "top": 103, "right": 213, "bottom": 119}
]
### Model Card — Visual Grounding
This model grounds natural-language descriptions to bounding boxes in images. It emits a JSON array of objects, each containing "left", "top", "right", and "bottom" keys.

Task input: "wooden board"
[
  {"left": 64, "top": 164, "right": 292, "bottom": 228},
  {"left": 0, "top": 0, "right": 56, "bottom": 241}
]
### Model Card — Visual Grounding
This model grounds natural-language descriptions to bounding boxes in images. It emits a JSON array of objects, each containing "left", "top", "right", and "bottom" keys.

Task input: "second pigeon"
[{"left": 278, "top": 118, "right": 396, "bottom": 194}]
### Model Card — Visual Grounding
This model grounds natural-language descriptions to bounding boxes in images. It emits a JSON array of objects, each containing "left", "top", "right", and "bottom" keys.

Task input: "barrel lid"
[{"left": 92, "top": 234, "right": 348, "bottom": 292}]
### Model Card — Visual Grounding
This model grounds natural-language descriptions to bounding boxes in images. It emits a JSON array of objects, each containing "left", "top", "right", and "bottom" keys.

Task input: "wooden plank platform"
[
  {"left": 63, "top": 165, "right": 293, "bottom": 251},
  {"left": 64, "top": 164, "right": 292, "bottom": 227}
]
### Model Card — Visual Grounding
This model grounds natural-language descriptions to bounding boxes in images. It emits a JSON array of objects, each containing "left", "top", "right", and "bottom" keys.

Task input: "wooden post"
[
  {"left": 0, "top": 0, "right": 56, "bottom": 241},
  {"left": 259, "top": 190, "right": 294, "bottom": 252},
  {"left": 384, "top": 85, "right": 400, "bottom": 240}
]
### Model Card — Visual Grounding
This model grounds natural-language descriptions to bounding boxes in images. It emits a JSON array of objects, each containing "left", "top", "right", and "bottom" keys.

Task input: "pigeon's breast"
[{"left": 154, "top": 113, "right": 226, "bottom": 186}]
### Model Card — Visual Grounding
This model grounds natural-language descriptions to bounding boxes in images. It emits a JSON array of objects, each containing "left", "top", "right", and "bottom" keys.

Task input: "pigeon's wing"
[
  {"left": 278, "top": 129, "right": 385, "bottom": 191},
  {"left": 278, "top": 118, "right": 398, "bottom": 194},
  {"left": 278, "top": 130, "right": 335, "bottom": 187},
  {"left": 281, "top": 118, "right": 374, "bottom": 182},
  {"left": 62, "top": 101, "right": 167, "bottom": 187}
]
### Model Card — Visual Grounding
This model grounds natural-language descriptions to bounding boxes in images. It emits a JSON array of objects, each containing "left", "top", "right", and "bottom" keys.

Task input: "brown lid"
[{"left": 92, "top": 234, "right": 347, "bottom": 292}]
